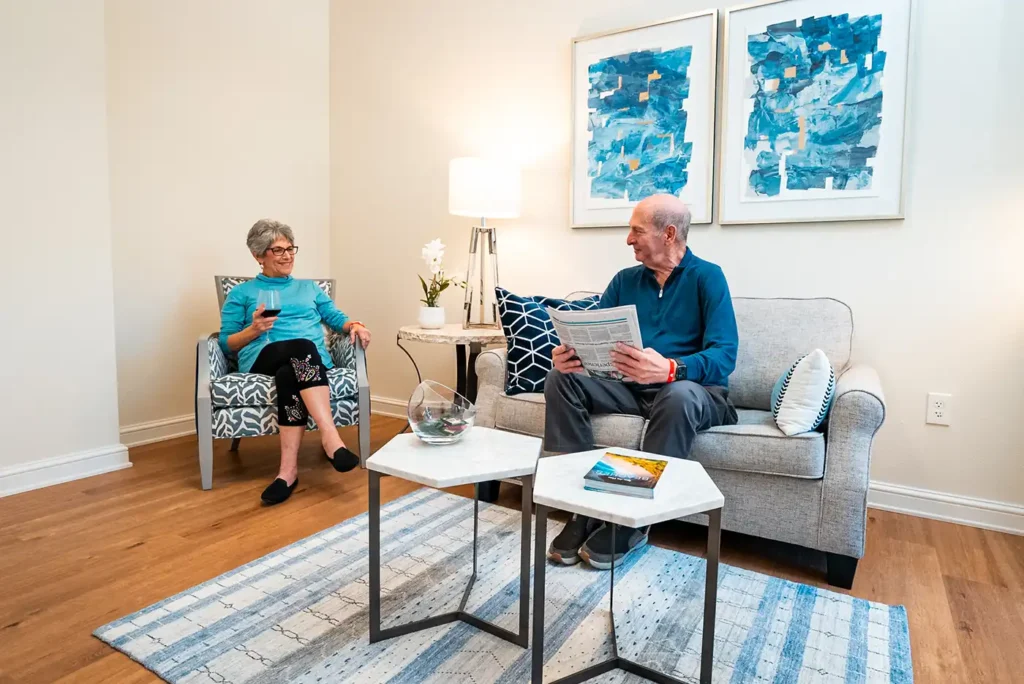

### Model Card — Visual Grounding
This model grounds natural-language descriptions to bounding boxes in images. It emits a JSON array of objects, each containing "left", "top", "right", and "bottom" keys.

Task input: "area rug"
[{"left": 95, "top": 489, "right": 912, "bottom": 683}]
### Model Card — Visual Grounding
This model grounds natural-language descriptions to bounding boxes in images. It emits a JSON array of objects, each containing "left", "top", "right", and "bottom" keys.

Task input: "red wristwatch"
[{"left": 667, "top": 359, "right": 677, "bottom": 383}]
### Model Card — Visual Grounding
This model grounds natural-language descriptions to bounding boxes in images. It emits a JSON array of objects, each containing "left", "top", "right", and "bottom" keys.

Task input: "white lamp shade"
[{"left": 448, "top": 158, "right": 521, "bottom": 219}]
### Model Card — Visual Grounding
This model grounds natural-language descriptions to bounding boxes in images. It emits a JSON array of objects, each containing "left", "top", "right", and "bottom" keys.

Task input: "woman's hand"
[
  {"left": 251, "top": 303, "right": 277, "bottom": 334},
  {"left": 348, "top": 323, "right": 371, "bottom": 349},
  {"left": 226, "top": 303, "right": 276, "bottom": 351}
]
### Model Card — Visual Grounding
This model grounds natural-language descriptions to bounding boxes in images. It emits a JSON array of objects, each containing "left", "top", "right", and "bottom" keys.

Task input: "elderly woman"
[{"left": 220, "top": 219, "right": 372, "bottom": 505}]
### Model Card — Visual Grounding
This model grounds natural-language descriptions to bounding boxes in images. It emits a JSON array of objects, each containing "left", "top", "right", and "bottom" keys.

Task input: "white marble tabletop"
[
  {"left": 366, "top": 427, "right": 542, "bottom": 488},
  {"left": 398, "top": 324, "right": 506, "bottom": 346},
  {"left": 533, "top": 448, "right": 724, "bottom": 528}
]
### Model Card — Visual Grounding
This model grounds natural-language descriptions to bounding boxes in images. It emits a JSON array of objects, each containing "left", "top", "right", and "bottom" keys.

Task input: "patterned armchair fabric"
[
  {"left": 196, "top": 275, "right": 370, "bottom": 490},
  {"left": 210, "top": 367, "right": 358, "bottom": 408},
  {"left": 211, "top": 400, "right": 359, "bottom": 438}
]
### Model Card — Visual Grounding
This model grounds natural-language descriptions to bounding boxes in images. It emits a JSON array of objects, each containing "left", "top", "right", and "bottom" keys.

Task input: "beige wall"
[
  {"left": 331, "top": 0, "right": 1024, "bottom": 507},
  {"left": 106, "top": 0, "right": 332, "bottom": 435},
  {"left": 0, "top": 0, "right": 126, "bottom": 488}
]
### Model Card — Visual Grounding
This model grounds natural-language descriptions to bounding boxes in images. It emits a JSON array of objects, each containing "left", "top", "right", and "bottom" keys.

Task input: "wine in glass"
[{"left": 257, "top": 290, "right": 281, "bottom": 319}]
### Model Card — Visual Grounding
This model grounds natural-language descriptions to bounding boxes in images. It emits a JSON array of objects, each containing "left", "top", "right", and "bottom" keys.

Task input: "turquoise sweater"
[{"left": 219, "top": 275, "right": 349, "bottom": 373}]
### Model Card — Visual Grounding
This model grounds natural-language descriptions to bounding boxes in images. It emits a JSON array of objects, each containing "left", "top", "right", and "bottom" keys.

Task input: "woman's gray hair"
[
  {"left": 247, "top": 219, "right": 295, "bottom": 256},
  {"left": 651, "top": 204, "right": 691, "bottom": 243}
]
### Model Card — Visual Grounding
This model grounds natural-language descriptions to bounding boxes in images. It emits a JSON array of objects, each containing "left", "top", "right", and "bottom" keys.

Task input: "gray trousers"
[{"left": 543, "top": 370, "right": 738, "bottom": 458}]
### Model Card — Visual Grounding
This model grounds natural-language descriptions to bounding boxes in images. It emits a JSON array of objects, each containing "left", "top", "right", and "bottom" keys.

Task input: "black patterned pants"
[{"left": 250, "top": 339, "right": 329, "bottom": 427}]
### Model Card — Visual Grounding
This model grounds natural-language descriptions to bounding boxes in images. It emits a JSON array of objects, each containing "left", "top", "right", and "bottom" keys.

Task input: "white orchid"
[
  {"left": 418, "top": 238, "right": 464, "bottom": 307},
  {"left": 421, "top": 239, "right": 445, "bottom": 266}
]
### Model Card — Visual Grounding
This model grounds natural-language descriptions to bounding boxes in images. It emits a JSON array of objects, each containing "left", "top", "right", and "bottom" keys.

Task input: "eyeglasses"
[{"left": 267, "top": 246, "right": 299, "bottom": 256}]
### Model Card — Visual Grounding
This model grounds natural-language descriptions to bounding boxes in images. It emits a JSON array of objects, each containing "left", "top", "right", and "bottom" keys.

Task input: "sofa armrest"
[
  {"left": 819, "top": 364, "right": 886, "bottom": 558},
  {"left": 474, "top": 348, "right": 507, "bottom": 429}
]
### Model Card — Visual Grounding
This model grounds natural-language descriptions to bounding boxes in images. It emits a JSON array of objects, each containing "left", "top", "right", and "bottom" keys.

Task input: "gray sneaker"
[
  {"left": 579, "top": 524, "right": 649, "bottom": 570},
  {"left": 547, "top": 514, "right": 601, "bottom": 565}
]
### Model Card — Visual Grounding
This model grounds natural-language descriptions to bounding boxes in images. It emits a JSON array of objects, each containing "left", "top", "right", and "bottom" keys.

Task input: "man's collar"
[{"left": 645, "top": 247, "right": 691, "bottom": 280}]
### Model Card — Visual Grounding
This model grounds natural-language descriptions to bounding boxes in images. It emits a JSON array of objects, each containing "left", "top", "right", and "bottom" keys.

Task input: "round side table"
[
  {"left": 396, "top": 324, "right": 506, "bottom": 403},
  {"left": 396, "top": 324, "right": 507, "bottom": 502}
]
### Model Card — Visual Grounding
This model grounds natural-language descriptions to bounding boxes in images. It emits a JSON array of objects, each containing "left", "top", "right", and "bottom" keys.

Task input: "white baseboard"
[
  {"left": 372, "top": 395, "right": 408, "bottom": 419},
  {"left": 0, "top": 444, "right": 132, "bottom": 498},
  {"left": 120, "top": 414, "right": 195, "bottom": 447},
  {"left": 121, "top": 400, "right": 404, "bottom": 449},
  {"left": 869, "top": 480, "right": 1024, "bottom": 536}
]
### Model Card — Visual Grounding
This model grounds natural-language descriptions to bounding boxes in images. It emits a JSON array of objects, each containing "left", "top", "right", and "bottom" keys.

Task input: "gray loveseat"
[{"left": 474, "top": 297, "right": 885, "bottom": 588}]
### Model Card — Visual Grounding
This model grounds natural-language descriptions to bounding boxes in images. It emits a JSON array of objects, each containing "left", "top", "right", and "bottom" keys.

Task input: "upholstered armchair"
[{"left": 194, "top": 276, "right": 370, "bottom": 490}]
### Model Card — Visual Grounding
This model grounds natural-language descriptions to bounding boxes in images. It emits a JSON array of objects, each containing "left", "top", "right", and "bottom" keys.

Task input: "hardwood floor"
[{"left": 0, "top": 415, "right": 1020, "bottom": 682}]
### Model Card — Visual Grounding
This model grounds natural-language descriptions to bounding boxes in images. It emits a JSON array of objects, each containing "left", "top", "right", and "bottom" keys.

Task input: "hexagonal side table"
[
  {"left": 366, "top": 428, "right": 541, "bottom": 648},
  {"left": 531, "top": 450, "right": 724, "bottom": 684}
]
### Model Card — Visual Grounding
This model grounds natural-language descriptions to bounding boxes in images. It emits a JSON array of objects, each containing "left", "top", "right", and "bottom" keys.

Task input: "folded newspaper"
[{"left": 546, "top": 305, "right": 643, "bottom": 380}]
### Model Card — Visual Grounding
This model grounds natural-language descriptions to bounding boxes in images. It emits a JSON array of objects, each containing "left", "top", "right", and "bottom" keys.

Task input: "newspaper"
[{"left": 546, "top": 305, "right": 643, "bottom": 380}]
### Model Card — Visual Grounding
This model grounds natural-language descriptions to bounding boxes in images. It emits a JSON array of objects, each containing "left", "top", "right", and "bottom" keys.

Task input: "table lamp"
[{"left": 449, "top": 157, "right": 521, "bottom": 329}]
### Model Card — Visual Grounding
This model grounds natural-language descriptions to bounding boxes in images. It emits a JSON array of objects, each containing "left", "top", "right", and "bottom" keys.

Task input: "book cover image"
[{"left": 584, "top": 452, "right": 667, "bottom": 492}]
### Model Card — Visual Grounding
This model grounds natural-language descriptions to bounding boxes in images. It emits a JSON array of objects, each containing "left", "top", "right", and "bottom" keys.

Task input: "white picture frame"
[
  {"left": 717, "top": 0, "right": 913, "bottom": 224},
  {"left": 571, "top": 10, "right": 719, "bottom": 228}
]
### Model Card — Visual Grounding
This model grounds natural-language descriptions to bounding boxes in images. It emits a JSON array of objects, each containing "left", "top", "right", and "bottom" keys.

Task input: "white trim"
[
  {"left": 0, "top": 444, "right": 132, "bottom": 498},
  {"left": 372, "top": 395, "right": 408, "bottom": 419},
  {"left": 869, "top": 480, "right": 1024, "bottom": 536},
  {"left": 120, "top": 414, "right": 195, "bottom": 447}
]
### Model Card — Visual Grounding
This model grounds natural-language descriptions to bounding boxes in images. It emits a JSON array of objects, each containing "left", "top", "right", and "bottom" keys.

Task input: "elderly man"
[{"left": 545, "top": 194, "right": 739, "bottom": 570}]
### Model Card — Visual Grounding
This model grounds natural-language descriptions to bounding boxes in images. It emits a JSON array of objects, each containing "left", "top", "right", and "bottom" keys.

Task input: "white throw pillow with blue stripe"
[{"left": 771, "top": 349, "right": 836, "bottom": 436}]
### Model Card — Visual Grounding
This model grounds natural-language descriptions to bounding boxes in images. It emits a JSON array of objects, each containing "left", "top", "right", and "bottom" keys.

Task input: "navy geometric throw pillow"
[{"left": 495, "top": 287, "right": 601, "bottom": 395}]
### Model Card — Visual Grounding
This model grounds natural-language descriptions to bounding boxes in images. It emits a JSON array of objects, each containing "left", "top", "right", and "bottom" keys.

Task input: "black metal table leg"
[
  {"left": 701, "top": 508, "right": 722, "bottom": 684},
  {"left": 456, "top": 344, "right": 468, "bottom": 399},
  {"left": 531, "top": 508, "right": 723, "bottom": 683},
  {"left": 463, "top": 340, "right": 501, "bottom": 502},
  {"left": 368, "top": 471, "right": 532, "bottom": 648},
  {"left": 532, "top": 504, "right": 548, "bottom": 684},
  {"left": 466, "top": 341, "right": 482, "bottom": 403}
]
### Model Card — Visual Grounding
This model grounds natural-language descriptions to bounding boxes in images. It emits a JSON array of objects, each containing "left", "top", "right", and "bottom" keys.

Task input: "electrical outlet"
[{"left": 926, "top": 392, "right": 952, "bottom": 426}]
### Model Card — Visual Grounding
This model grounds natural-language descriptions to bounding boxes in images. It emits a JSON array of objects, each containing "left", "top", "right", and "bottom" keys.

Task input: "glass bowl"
[{"left": 407, "top": 380, "right": 476, "bottom": 445}]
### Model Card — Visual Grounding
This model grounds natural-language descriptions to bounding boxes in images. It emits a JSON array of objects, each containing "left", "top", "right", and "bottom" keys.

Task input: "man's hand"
[
  {"left": 251, "top": 304, "right": 276, "bottom": 333},
  {"left": 609, "top": 342, "right": 672, "bottom": 384},
  {"left": 552, "top": 344, "right": 584, "bottom": 374}
]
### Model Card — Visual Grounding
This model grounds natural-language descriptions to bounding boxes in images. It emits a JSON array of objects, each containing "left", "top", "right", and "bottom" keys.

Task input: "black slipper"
[
  {"left": 261, "top": 477, "right": 297, "bottom": 505},
  {"left": 326, "top": 446, "right": 360, "bottom": 473}
]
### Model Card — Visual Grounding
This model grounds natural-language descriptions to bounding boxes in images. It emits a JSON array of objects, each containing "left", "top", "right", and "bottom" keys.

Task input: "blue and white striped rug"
[{"left": 94, "top": 489, "right": 912, "bottom": 683}]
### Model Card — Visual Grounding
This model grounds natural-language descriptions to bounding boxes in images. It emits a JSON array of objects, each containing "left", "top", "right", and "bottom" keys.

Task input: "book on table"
[{"left": 583, "top": 452, "right": 668, "bottom": 499}]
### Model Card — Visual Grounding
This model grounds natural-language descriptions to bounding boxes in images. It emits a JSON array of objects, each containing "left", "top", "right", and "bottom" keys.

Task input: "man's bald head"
[{"left": 634, "top": 194, "right": 691, "bottom": 243}]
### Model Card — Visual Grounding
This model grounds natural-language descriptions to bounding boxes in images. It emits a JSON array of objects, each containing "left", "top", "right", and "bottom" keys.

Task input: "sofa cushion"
[
  {"left": 495, "top": 287, "right": 601, "bottom": 395},
  {"left": 493, "top": 392, "right": 644, "bottom": 449},
  {"left": 210, "top": 367, "right": 357, "bottom": 408},
  {"left": 493, "top": 393, "right": 822, "bottom": 479},
  {"left": 691, "top": 409, "right": 824, "bottom": 479},
  {"left": 730, "top": 298, "right": 852, "bottom": 410}
]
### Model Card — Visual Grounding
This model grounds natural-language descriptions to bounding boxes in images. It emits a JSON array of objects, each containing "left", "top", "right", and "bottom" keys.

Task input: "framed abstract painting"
[
  {"left": 571, "top": 10, "right": 718, "bottom": 227},
  {"left": 718, "top": 0, "right": 913, "bottom": 224}
]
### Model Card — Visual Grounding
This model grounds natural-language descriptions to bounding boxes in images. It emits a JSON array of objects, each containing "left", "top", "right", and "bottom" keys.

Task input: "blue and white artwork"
[
  {"left": 744, "top": 13, "right": 886, "bottom": 199},
  {"left": 572, "top": 11, "right": 717, "bottom": 227},
  {"left": 587, "top": 47, "right": 694, "bottom": 201}
]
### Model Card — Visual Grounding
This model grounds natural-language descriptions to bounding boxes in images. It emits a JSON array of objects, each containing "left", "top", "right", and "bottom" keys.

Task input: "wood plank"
[
  {"left": 1, "top": 415, "right": 1019, "bottom": 682},
  {"left": 944, "top": 576, "right": 1024, "bottom": 683},
  {"left": 853, "top": 531, "right": 967, "bottom": 682}
]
